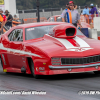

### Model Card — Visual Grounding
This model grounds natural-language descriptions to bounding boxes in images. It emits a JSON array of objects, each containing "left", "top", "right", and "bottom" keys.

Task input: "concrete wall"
[
  {"left": 19, "top": 10, "right": 64, "bottom": 19},
  {"left": 18, "top": 9, "right": 82, "bottom": 19}
]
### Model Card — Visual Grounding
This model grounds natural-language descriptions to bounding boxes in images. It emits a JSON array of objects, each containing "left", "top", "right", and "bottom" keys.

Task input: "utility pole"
[{"left": 36, "top": 0, "right": 40, "bottom": 22}]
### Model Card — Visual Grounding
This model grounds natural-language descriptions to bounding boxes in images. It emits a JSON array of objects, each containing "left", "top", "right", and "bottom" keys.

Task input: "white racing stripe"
[
  {"left": 0, "top": 43, "right": 41, "bottom": 58},
  {"left": 55, "top": 38, "right": 75, "bottom": 49},
  {"left": 46, "top": 34, "right": 90, "bottom": 49},
  {"left": 74, "top": 36, "right": 90, "bottom": 47},
  {"left": 46, "top": 34, "right": 76, "bottom": 49}
]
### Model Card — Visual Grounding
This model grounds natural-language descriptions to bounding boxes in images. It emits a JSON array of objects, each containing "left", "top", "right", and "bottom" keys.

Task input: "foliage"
[{"left": 16, "top": 0, "right": 100, "bottom": 10}]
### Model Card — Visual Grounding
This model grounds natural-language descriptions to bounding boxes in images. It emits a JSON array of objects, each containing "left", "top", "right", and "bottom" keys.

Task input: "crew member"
[
  {"left": 90, "top": 4, "right": 98, "bottom": 15},
  {"left": 90, "top": 4, "right": 98, "bottom": 21},
  {"left": 83, "top": 5, "right": 89, "bottom": 15},
  {"left": 13, "top": 14, "right": 19, "bottom": 21},
  {"left": 82, "top": 5, "right": 90, "bottom": 24},
  {"left": 0, "top": 9, "right": 7, "bottom": 34},
  {"left": 61, "top": 1, "right": 82, "bottom": 27},
  {"left": 61, "top": 3, "right": 70, "bottom": 22},
  {"left": 5, "top": 10, "right": 13, "bottom": 29}
]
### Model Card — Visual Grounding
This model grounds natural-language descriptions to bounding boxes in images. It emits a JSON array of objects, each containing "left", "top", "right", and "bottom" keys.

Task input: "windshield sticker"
[{"left": 27, "top": 28, "right": 35, "bottom": 31}]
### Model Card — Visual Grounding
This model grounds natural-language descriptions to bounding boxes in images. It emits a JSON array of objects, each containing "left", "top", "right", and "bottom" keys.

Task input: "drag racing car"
[{"left": 0, "top": 22, "right": 100, "bottom": 79}]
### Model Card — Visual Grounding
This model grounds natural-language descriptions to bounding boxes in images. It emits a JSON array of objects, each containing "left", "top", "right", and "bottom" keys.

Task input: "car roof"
[{"left": 17, "top": 22, "right": 65, "bottom": 28}]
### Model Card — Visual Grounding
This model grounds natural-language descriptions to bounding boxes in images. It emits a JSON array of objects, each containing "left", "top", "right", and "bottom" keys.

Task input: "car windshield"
[
  {"left": 25, "top": 25, "right": 56, "bottom": 40},
  {"left": 25, "top": 25, "right": 84, "bottom": 40}
]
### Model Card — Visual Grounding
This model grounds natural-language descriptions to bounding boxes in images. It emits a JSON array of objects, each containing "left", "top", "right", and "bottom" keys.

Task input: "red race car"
[
  {"left": 48, "top": 15, "right": 91, "bottom": 28},
  {"left": 0, "top": 22, "right": 100, "bottom": 79}
]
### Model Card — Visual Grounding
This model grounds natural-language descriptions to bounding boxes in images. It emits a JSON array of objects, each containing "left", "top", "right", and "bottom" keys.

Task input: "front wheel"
[{"left": 30, "top": 60, "right": 40, "bottom": 79}]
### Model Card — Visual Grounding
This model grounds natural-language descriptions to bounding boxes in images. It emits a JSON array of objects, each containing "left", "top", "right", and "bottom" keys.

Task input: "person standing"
[
  {"left": 61, "top": 1, "right": 82, "bottom": 27},
  {"left": 83, "top": 5, "right": 89, "bottom": 15},
  {"left": 13, "top": 14, "right": 19, "bottom": 21},
  {"left": 82, "top": 5, "right": 90, "bottom": 24},
  {"left": 98, "top": 6, "right": 100, "bottom": 16},
  {"left": 5, "top": 10, "right": 13, "bottom": 29},
  {"left": 0, "top": 9, "right": 7, "bottom": 34},
  {"left": 61, "top": 3, "right": 70, "bottom": 22},
  {"left": 68, "top": 1, "right": 82, "bottom": 28},
  {"left": 90, "top": 4, "right": 98, "bottom": 16}
]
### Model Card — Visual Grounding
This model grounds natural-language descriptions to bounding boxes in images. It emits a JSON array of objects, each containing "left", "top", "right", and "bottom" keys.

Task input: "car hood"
[{"left": 28, "top": 35, "right": 100, "bottom": 58}]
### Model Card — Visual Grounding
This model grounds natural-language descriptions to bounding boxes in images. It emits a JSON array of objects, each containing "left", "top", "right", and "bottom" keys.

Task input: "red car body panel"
[{"left": 0, "top": 22, "right": 100, "bottom": 76}]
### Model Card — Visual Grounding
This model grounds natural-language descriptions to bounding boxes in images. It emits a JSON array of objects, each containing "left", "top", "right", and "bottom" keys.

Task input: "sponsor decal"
[
  {"left": 0, "top": 43, "right": 41, "bottom": 58},
  {"left": 65, "top": 47, "right": 93, "bottom": 52},
  {"left": 27, "top": 28, "right": 35, "bottom": 31},
  {"left": 0, "top": 90, "right": 46, "bottom": 95}
]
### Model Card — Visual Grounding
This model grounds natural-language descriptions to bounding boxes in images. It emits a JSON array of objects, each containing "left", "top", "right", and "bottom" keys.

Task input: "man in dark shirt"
[
  {"left": 5, "top": 10, "right": 13, "bottom": 29},
  {"left": 90, "top": 4, "right": 98, "bottom": 15}
]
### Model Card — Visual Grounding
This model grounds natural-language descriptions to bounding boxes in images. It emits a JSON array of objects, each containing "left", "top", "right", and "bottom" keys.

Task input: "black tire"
[
  {"left": 0, "top": 57, "right": 9, "bottom": 73},
  {"left": 0, "top": 58, "right": 3, "bottom": 68},
  {"left": 94, "top": 71, "right": 100, "bottom": 75},
  {"left": 30, "top": 60, "right": 40, "bottom": 79}
]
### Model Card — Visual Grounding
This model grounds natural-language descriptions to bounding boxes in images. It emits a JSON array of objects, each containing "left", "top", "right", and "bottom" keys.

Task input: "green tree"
[{"left": 16, "top": 0, "right": 100, "bottom": 10}]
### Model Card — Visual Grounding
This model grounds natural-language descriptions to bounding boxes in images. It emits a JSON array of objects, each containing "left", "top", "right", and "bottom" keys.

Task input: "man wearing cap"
[
  {"left": 90, "top": 4, "right": 98, "bottom": 15},
  {"left": 90, "top": 3, "right": 98, "bottom": 20},
  {"left": 61, "top": 1, "right": 82, "bottom": 27}
]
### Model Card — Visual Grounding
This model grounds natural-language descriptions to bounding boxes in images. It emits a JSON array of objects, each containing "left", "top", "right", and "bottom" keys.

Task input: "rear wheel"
[
  {"left": 94, "top": 71, "right": 100, "bottom": 75},
  {"left": 30, "top": 60, "right": 40, "bottom": 79},
  {"left": 0, "top": 57, "right": 9, "bottom": 73}
]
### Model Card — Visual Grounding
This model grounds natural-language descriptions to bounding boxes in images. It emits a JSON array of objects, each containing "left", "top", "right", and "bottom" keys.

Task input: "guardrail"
[
  {"left": 17, "top": 5, "right": 99, "bottom": 14},
  {"left": 23, "top": 17, "right": 47, "bottom": 24},
  {"left": 18, "top": 8, "right": 64, "bottom": 14}
]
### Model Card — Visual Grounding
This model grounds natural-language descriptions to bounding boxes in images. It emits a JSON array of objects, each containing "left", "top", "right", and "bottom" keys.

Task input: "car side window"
[
  {"left": 56, "top": 17, "right": 62, "bottom": 22},
  {"left": 50, "top": 17, "right": 54, "bottom": 22},
  {"left": 8, "top": 29, "right": 23, "bottom": 42},
  {"left": 8, "top": 30, "right": 15, "bottom": 41}
]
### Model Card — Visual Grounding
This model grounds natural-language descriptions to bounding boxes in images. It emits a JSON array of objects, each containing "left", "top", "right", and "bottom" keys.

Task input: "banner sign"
[{"left": 0, "top": 0, "right": 4, "bottom": 5}]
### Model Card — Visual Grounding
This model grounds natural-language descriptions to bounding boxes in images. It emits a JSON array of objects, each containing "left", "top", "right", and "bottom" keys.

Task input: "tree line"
[{"left": 16, "top": 0, "right": 100, "bottom": 10}]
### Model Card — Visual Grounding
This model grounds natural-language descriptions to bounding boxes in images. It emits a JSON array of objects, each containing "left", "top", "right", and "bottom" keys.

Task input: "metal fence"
[
  {"left": 18, "top": 8, "right": 63, "bottom": 13},
  {"left": 18, "top": 8, "right": 64, "bottom": 19},
  {"left": 18, "top": 6, "right": 99, "bottom": 19}
]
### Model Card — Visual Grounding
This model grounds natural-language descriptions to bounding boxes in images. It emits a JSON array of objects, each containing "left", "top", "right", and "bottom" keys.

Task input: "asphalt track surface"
[{"left": 0, "top": 66, "right": 100, "bottom": 100}]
